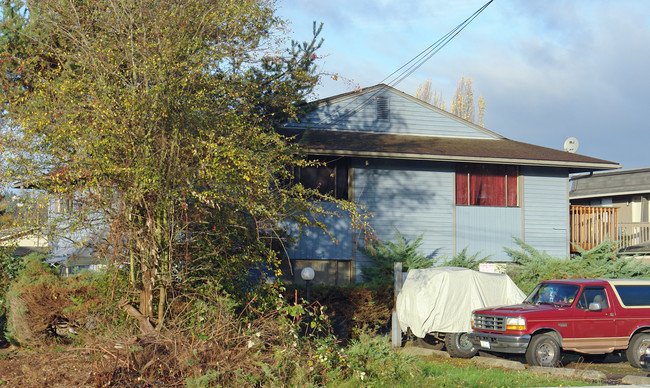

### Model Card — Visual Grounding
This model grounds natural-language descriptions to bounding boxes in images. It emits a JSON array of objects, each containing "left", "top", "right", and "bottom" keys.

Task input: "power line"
[{"left": 309, "top": 0, "right": 494, "bottom": 129}]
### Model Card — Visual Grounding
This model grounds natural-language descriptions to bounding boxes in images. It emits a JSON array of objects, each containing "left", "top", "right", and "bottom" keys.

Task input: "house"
[
  {"left": 570, "top": 168, "right": 650, "bottom": 255},
  {"left": 0, "top": 228, "right": 48, "bottom": 257},
  {"left": 282, "top": 84, "right": 620, "bottom": 284}
]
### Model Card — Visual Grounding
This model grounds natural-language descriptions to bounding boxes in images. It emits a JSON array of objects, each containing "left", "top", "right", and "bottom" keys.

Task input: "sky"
[{"left": 276, "top": 0, "right": 650, "bottom": 171}]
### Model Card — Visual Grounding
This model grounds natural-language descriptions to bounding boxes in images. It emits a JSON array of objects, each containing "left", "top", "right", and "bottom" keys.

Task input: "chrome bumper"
[{"left": 468, "top": 332, "right": 531, "bottom": 354}]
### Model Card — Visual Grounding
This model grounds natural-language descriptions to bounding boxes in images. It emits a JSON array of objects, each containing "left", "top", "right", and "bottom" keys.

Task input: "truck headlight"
[
  {"left": 471, "top": 314, "right": 476, "bottom": 329},
  {"left": 505, "top": 317, "right": 526, "bottom": 331}
]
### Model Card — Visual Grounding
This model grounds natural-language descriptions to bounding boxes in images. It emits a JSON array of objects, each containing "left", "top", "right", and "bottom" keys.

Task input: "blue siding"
[
  {"left": 455, "top": 206, "right": 522, "bottom": 261},
  {"left": 287, "top": 161, "right": 573, "bottom": 279},
  {"left": 287, "top": 203, "right": 353, "bottom": 260},
  {"left": 353, "top": 159, "right": 454, "bottom": 278},
  {"left": 522, "top": 167, "right": 570, "bottom": 258},
  {"left": 288, "top": 88, "right": 496, "bottom": 139}
]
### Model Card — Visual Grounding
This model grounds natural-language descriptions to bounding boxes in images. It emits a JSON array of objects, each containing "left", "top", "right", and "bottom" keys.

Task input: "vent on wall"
[{"left": 376, "top": 96, "right": 389, "bottom": 121}]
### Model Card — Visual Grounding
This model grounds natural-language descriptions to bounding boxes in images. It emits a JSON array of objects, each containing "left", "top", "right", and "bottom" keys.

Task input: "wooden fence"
[{"left": 570, "top": 205, "right": 618, "bottom": 252}]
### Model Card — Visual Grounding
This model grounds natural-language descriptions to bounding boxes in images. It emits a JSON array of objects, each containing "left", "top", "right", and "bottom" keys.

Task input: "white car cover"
[{"left": 396, "top": 267, "right": 526, "bottom": 338}]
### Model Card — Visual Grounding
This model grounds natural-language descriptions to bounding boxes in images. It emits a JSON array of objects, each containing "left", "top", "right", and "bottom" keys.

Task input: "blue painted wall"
[
  {"left": 287, "top": 202, "right": 353, "bottom": 260},
  {"left": 288, "top": 88, "right": 496, "bottom": 139},
  {"left": 522, "top": 167, "right": 570, "bottom": 258},
  {"left": 352, "top": 159, "right": 454, "bottom": 279},
  {"left": 455, "top": 206, "right": 522, "bottom": 261},
  {"left": 287, "top": 163, "right": 573, "bottom": 277}
]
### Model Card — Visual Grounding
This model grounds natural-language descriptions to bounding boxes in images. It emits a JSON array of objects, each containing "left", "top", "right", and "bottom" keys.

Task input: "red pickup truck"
[{"left": 468, "top": 279, "right": 650, "bottom": 368}]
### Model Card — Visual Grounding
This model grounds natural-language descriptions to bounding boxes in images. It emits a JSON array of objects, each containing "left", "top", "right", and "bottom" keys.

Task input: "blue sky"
[{"left": 277, "top": 0, "right": 650, "bottom": 170}]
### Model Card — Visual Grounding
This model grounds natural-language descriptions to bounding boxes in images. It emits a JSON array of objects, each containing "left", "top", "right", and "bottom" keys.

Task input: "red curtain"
[
  {"left": 457, "top": 164, "right": 517, "bottom": 207},
  {"left": 456, "top": 164, "right": 469, "bottom": 205},
  {"left": 506, "top": 166, "right": 518, "bottom": 206},
  {"left": 469, "top": 165, "right": 505, "bottom": 206}
]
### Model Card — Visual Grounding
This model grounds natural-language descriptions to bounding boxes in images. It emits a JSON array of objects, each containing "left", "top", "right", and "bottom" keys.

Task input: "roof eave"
[
  {"left": 570, "top": 189, "right": 650, "bottom": 200},
  {"left": 305, "top": 149, "right": 621, "bottom": 172}
]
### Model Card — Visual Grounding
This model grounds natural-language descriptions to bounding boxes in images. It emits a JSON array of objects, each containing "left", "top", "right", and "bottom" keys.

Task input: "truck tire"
[
  {"left": 445, "top": 332, "right": 478, "bottom": 358},
  {"left": 525, "top": 333, "right": 561, "bottom": 367},
  {"left": 626, "top": 333, "right": 650, "bottom": 368}
]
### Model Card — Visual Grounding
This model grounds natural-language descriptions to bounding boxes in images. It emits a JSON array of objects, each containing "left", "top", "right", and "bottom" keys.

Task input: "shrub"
[
  {"left": 439, "top": 246, "right": 490, "bottom": 270},
  {"left": 359, "top": 230, "right": 436, "bottom": 286},
  {"left": 285, "top": 283, "right": 394, "bottom": 341},
  {"left": 343, "top": 328, "right": 420, "bottom": 384},
  {"left": 505, "top": 238, "right": 650, "bottom": 294},
  {"left": 4, "top": 254, "right": 123, "bottom": 347}
]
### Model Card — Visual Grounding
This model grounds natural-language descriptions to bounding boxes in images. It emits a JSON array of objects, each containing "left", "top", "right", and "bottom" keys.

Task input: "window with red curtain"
[{"left": 456, "top": 163, "right": 518, "bottom": 207}]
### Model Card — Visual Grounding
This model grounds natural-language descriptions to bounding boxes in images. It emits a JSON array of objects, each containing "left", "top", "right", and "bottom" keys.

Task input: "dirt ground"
[
  {"left": 0, "top": 344, "right": 96, "bottom": 387},
  {"left": 2, "top": 341, "right": 650, "bottom": 387}
]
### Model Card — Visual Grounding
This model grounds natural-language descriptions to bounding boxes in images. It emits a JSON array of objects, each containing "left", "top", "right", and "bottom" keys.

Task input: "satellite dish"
[{"left": 564, "top": 137, "right": 579, "bottom": 153}]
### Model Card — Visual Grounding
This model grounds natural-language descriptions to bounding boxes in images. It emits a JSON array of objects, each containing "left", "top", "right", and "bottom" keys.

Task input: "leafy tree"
[
  {"left": 0, "top": 0, "right": 359, "bottom": 333},
  {"left": 415, "top": 75, "right": 486, "bottom": 127}
]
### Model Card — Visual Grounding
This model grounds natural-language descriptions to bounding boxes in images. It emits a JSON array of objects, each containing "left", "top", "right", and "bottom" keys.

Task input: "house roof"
[
  {"left": 570, "top": 168, "right": 650, "bottom": 199},
  {"left": 282, "top": 128, "right": 620, "bottom": 173},
  {"left": 284, "top": 84, "right": 620, "bottom": 173}
]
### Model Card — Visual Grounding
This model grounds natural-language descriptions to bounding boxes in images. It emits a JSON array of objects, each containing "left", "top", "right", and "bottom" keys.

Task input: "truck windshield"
[{"left": 524, "top": 283, "right": 580, "bottom": 307}]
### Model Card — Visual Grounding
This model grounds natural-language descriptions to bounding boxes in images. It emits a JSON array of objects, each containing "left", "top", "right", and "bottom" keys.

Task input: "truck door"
[{"left": 566, "top": 286, "right": 616, "bottom": 353}]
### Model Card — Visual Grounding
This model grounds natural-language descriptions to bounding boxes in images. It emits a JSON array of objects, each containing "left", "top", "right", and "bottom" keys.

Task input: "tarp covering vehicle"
[{"left": 396, "top": 267, "right": 526, "bottom": 357}]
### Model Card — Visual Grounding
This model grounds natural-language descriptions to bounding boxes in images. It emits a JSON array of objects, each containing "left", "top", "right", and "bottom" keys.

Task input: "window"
[
  {"left": 524, "top": 283, "right": 579, "bottom": 306},
  {"left": 576, "top": 287, "right": 609, "bottom": 310},
  {"left": 614, "top": 285, "right": 650, "bottom": 306},
  {"left": 456, "top": 163, "right": 518, "bottom": 207},
  {"left": 294, "top": 158, "right": 349, "bottom": 200},
  {"left": 54, "top": 197, "right": 74, "bottom": 213}
]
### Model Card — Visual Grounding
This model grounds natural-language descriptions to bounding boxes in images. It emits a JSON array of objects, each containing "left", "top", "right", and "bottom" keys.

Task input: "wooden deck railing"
[
  {"left": 570, "top": 205, "right": 618, "bottom": 252},
  {"left": 617, "top": 222, "right": 650, "bottom": 250}
]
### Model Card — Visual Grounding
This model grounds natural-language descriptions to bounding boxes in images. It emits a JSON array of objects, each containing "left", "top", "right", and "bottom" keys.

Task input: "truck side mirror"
[{"left": 588, "top": 302, "right": 602, "bottom": 311}]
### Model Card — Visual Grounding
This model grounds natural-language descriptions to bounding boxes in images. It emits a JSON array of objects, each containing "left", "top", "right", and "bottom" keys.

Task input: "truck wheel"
[
  {"left": 445, "top": 332, "right": 478, "bottom": 358},
  {"left": 525, "top": 334, "right": 561, "bottom": 367},
  {"left": 626, "top": 333, "right": 650, "bottom": 368}
]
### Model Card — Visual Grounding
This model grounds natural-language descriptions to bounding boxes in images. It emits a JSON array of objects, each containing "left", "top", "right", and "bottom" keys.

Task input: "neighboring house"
[
  {"left": 282, "top": 84, "right": 620, "bottom": 284},
  {"left": 0, "top": 228, "right": 49, "bottom": 257},
  {"left": 48, "top": 196, "right": 108, "bottom": 274},
  {"left": 570, "top": 168, "right": 650, "bottom": 255}
]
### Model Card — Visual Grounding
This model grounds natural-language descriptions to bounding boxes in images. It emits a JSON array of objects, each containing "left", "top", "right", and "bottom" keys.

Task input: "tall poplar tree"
[{"left": 415, "top": 75, "right": 486, "bottom": 127}]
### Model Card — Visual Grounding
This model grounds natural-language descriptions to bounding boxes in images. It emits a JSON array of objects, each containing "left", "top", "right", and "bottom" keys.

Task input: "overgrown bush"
[
  {"left": 4, "top": 254, "right": 125, "bottom": 347},
  {"left": 506, "top": 238, "right": 650, "bottom": 294},
  {"left": 359, "top": 230, "right": 436, "bottom": 286},
  {"left": 343, "top": 328, "right": 420, "bottom": 384},
  {"left": 285, "top": 283, "right": 394, "bottom": 342}
]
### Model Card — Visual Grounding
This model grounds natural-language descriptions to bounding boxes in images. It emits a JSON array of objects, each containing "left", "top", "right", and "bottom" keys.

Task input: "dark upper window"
[
  {"left": 294, "top": 158, "right": 348, "bottom": 200},
  {"left": 456, "top": 163, "right": 518, "bottom": 207}
]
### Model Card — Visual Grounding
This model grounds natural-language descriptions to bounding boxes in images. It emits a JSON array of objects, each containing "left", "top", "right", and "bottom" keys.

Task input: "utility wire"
[{"left": 309, "top": 0, "right": 494, "bottom": 129}]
